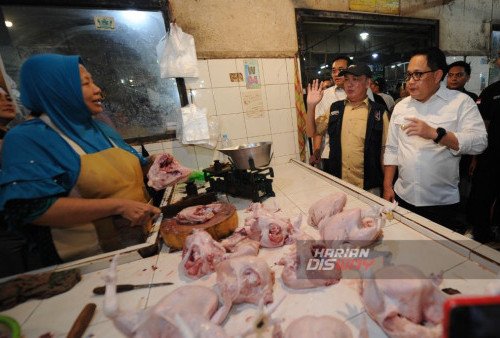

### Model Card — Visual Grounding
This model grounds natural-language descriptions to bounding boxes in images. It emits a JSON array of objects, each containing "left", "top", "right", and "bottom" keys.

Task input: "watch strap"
[{"left": 433, "top": 127, "right": 446, "bottom": 143}]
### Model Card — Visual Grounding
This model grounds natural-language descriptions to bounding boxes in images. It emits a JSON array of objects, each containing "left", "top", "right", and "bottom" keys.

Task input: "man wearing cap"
[
  {"left": 307, "top": 62, "right": 389, "bottom": 196},
  {"left": 383, "top": 47, "right": 487, "bottom": 232}
]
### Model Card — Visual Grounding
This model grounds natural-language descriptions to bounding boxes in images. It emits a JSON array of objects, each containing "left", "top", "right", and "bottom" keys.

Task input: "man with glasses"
[
  {"left": 307, "top": 56, "right": 351, "bottom": 172},
  {"left": 447, "top": 61, "right": 479, "bottom": 101},
  {"left": 307, "top": 63, "right": 389, "bottom": 196},
  {"left": 383, "top": 47, "right": 487, "bottom": 232}
]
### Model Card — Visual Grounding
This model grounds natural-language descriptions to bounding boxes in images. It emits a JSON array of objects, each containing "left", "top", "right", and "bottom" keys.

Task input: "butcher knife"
[{"left": 92, "top": 282, "right": 174, "bottom": 295}]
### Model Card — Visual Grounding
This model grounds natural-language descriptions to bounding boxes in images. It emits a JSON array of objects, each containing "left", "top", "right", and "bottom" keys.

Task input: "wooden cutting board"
[{"left": 160, "top": 202, "right": 238, "bottom": 250}]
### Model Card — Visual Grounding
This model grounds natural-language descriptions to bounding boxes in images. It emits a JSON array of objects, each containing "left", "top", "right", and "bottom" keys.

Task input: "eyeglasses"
[
  {"left": 404, "top": 70, "right": 436, "bottom": 82},
  {"left": 332, "top": 68, "right": 346, "bottom": 74},
  {"left": 448, "top": 72, "right": 465, "bottom": 79}
]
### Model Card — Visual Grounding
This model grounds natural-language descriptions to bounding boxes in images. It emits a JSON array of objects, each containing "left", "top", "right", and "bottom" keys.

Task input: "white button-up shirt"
[
  {"left": 384, "top": 85, "right": 488, "bottom": 206},
  {"left": 315, "top": 86, "right": 375, "bottom": 159}
]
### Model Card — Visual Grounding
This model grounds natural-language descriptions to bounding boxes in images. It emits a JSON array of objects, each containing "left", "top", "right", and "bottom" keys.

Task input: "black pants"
[
  {"left": 395, "top": 194, "right": 461, "bottom": 231},
  {"left": 321, "top": 158, "right": 334, "bottom": 175},
  {"left": 467, "top": 154, "right": 499, "bottom": 243}
]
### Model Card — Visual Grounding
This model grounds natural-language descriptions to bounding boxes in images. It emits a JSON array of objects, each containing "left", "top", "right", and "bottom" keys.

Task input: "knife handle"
[
  {"left": 67, "top": 303, "right": 96, "bottom": 338},
  {"left": 92, "top": 284, "right": 135, "bottom": 295}
]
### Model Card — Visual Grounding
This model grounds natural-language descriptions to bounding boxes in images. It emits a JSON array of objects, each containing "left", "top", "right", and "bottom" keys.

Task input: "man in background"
[
  {"left": 447, "top": 61, "right": 479, "bottom": 101},
  {"left": 383, "top": 47, "right": 487, "bottom": 232},
  {"left": 371, "top": 77, "right": 395, "bottom": 112},
  {"left": 467, "top": 50, "right": 500, "bottom": 243},
  {"left": 307, "top": 56, "right": 351, "bottom": 173}
]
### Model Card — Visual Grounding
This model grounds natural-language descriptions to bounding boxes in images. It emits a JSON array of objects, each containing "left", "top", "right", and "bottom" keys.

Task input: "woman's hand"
[{"left": 115, "top": 199, "right": 161, "bottom": 227}]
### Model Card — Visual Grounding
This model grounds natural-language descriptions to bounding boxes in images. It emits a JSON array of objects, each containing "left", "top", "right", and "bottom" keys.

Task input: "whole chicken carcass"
[
  {"left": 181, "top": 230, "right": 226, "bottom": 279},
  {"left": 220, "top": 229, "right": 260, "bottom": 258},
  {"left": 282, "top": 315, "right": 353, "bottom": 338},
  {"left": 147, "top": 153, "right": 193, "bottom": 190},
  {"left": 244, "top": 204, "right": 300, "bottom": 248},
  {"left": 307, "top": 192, "right": 347, "bottom": 227},
  {"left": 359, "top": 265, "right": 447, "bottom": 338},
  {"left": 319, "top": 208, "right": 383, "bottom": 247},
  {"left": 103, "top": 255, "right": 222, "bottom": 338},
  {"left": 212, "top": 255, "right": 275, "bottom": 324},
  {"left": 278, "top": 237, "right": 341, "bottom": 289}
]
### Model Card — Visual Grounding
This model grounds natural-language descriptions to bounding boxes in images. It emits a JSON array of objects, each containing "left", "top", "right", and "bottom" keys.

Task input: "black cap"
[{"left": 339, "top": 63, "right": 372, "bottom": 77}]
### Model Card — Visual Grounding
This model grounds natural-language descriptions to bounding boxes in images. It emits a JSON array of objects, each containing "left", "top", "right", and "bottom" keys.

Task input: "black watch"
[{"left": 433, "top": 127, "right": 447, "bottom": 143}]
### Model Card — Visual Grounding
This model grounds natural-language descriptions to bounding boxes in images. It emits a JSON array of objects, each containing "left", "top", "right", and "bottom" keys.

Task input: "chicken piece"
[
  {"left": 212, "top": 255, "right": 275, "bottom": 324},
  {"left": 359, "top": 265, "right": 447, "bottom": 338},
  {"left": 319, "top": 208, "right": 382, "bottom": 247},
  {"left": 181, "top": 230, "right": 226, "bottom": 279},
  {"left": 103, "top": 255, "right": 221, "bottom": 337},
  {"left": 307, "top": 192, "right": 347, "bottom": 227},
  {"left": 283, "top": 316, "right": 353, "bottom": 338},
  {"left": 147, "top": 153, "right": 193, "bottom": 190},
  {"left": 244, "top": 204, "right": 300, "bottom": 248},
  {"left": 220, "top": 230, "right": 260, "bottom": 258},
  {"left": 174, "top": 314, "right": 229, "bottom": 338},
  {"left": 175, "top": 203, "right": 223, "bottom": 224},
  {"left": 278, "top": 237, "right": 341, "bottom": 289}
]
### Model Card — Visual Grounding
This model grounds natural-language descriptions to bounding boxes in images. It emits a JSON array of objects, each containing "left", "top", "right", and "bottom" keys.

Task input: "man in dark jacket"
[{"left": 307, "top": 63, "right": 389, "bottom": 196}]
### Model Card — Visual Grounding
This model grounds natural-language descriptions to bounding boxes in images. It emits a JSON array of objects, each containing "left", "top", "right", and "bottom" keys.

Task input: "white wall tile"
[
  {"left": 269, "top": 108, "right": 293, "bottom": 134},
  {"left": 236, "top": 58, "right": 265, "bottom": 86},
  {"left": 185, "top": 60, "right": 212, "bottom": 89},
  {"left": 169, "top": 144, "right": 198, "bottom": 169},
  {"left": 266, "top": 84, "right": 291, "bottom": 110},
  {"left": 144, "top": 142, "right": 163, "bottom": 154},
  {"left": 285, "top": 58, "right": 295, "bottom": 84},
  {"left": 244, "top": 110, "right": 271, "bottom": 137},
  {"left": 218, "top": 113, "right": 247, "bottom": 139},
  {"left": 194, "top": 145, "right": 218, "bottom": 170},
  {"left": 262, "top": 58, "right": 288, "bottom": 85},
  {"left": 288, "top": 83, "right": 295, "bottom": 110},
  {"left": 248, "top": 135, "right": 272, "bottom": 143},
  {"left": 208, "top": 59, "right": 238, "bottom": 88},
  {"left": 213, "top": 87, "right": 243, "bottom": 115},
  {"left": 271, "top": 132, "right": 296, "bottom": 157},
  {"left": 191, "top": 88, "right": 216, "bottom": 116}
]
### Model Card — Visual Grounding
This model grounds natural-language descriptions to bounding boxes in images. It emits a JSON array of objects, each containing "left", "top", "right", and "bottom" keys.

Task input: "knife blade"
[
  {"left": 67, "top": 303, "right": 96, "bottom": 338},
  {"left": 92, "top": 282, "right": 174, "bottom": 295}
]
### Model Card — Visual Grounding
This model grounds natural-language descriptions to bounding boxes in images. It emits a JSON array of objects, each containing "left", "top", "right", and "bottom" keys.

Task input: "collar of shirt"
[
  {"left": 344, "top": 96, "right": 369, "bottom": 109},
  {"left": 409, "top": 83, "right": 450, "bottom": 105}
]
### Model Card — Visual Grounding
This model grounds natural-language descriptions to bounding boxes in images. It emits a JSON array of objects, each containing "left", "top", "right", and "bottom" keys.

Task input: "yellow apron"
[{"left": 41, "top": 115, "right": 150, "bottom": 261}]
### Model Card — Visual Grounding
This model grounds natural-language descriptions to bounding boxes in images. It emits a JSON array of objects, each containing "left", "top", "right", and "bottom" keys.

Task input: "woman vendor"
[
  {"left": 0, "top": 86, "right": 16, "bottom": 152},
  {"left": 0, "top": 54, "right": 161, "bottom": 270}
]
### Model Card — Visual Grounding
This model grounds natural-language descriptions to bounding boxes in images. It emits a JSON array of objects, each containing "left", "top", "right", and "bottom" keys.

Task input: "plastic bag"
[
  {"left": 157, "top": 23, "right": 199, "bottom": 78},
  {"left": 179, "top": 103, "right": 209, "bottom": 145}
]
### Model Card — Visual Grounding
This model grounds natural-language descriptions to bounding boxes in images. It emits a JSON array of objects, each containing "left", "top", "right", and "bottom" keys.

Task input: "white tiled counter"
[{"left": 1, "top": 160, "right": 499, "bottom": 337}]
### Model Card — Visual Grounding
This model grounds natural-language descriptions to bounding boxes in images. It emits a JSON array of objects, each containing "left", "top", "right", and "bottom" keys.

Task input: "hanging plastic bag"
[
  {"left": 156, "top": 23, "right": 199, "bottom": 78},
  {"left": 180, "top": 103, "right": 209, "bottom": 145}
]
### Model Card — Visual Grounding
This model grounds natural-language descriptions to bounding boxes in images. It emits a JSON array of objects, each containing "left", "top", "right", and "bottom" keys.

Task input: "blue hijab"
[{"left": 0, "top": 54, "right": 145, "bottom": 210}]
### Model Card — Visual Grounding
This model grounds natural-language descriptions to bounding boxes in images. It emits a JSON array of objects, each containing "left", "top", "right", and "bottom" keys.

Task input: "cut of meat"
[
  {"left": 147, "top": 153, "right": 193, "bottom": 190},
  {"left": 175, "top": 203, "right": 223, "bottom": 224}
]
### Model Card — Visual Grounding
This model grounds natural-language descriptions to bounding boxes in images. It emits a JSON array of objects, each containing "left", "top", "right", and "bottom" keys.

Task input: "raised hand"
[{"left": 306, "top": 79, "right": 324, "bottom": 107}]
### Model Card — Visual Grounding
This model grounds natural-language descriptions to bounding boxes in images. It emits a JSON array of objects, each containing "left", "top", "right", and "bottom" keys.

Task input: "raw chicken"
[
  {"left": 181, "top": 230, "right": 226, "bottom": 279},
  {"left": 281, "top": 315, "right": 353, "bottom": 338},
  {"left": 244, "top": 203, "right": 299, "bottom": 248},
  {"left": 319, "top": 208, "right": 383, "bottom": 247},
  {"left": 103, "top": 255, "right": 221, "bottom": 337},
  {"left": 147, "top": 153, "right": 193, "bottom": 190},
  {"left": 212, "top": 255, "right": 275, "bottom": 324},
  {"left": 307, "top": 192, "right": 347, "bottom": 227},
  {"left": 359, "top": 265, "right": 447, "bottom": 338},
  {"left": 220, "top": 230, "right": 260, "bottom": 258},
  {"left": 175, "top": 202, "right": 223, "bottom": 224},
  {"left": 278, "top": 236, "right": 342, "bottom": 289}
]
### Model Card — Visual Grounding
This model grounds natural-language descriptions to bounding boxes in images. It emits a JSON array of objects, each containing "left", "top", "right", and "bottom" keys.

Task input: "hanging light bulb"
[
  {"left": 372, "top": 53, "right": 378, "bottom": 59},
  {"left": 360, "top": 32, "right": 369, "bottom": 40}
]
